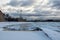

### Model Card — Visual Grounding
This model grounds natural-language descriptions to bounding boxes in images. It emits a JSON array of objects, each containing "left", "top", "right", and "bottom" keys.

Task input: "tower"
[{"left": 18, "top": 10, "right": 27, "bottom": 22}]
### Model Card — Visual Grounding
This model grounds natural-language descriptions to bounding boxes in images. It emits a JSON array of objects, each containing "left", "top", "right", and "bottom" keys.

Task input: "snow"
[
  {"left": 42, "top": 28, "right": 60, "bottom": 40},
  {"left": 0, "top": 22, "right": 60, "bottom": 40},
  {"left": 0, "top": 31, "right": 51, "bottom": 40}
]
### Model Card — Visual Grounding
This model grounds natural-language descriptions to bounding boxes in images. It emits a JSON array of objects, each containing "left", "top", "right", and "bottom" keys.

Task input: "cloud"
[
  {"left": 7, "top": 0, "right": 34, "bottom": 7},
  {"left": 0, "top": 0, "right": 10, "bottom": 6},
  {"left": 49, "top": 0, "right": 60, "bottom": 9},
  {"left": 1, "top": 0, "right": 60, "bottom": 20}
]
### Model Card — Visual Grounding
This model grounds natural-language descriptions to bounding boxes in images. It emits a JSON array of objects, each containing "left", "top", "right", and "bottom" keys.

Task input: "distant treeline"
[
  {"left": 4, "top": 14, "right": 60, "bottom": 22},
  {"left": 4, "top": 14, "right": 27, "bottom": 22}
]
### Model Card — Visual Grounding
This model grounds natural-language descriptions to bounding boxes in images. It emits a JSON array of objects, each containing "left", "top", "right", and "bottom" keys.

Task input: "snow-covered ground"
[
  {"left": 42, "top": 28, "right": 60, "bottom": 40},
  {"left": 0, "top": 22, "right": 60, "bottom": 40}
]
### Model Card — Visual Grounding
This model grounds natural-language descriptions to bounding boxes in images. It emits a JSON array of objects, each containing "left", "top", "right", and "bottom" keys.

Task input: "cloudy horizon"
[{"left": 0, "top": 0, "right": 60, "bottom": 20}]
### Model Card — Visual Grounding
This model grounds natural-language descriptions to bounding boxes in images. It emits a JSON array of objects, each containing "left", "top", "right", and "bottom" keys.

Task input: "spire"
[{"left": 20, "top": 10, "right": 22, "bottom": 18}]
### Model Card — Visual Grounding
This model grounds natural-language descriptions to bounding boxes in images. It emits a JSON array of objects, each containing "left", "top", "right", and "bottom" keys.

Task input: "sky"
[{"left": 0, "top": 0, "right": 60, "bottom": 20}]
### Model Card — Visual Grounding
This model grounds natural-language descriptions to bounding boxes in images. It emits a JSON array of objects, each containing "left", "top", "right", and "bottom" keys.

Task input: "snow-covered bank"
[
  {"left": 0, "top": 31, "right": 51, "bottom": 40},
  {"left": 42, "top": 28, "right": 60, "bottom": 40}
]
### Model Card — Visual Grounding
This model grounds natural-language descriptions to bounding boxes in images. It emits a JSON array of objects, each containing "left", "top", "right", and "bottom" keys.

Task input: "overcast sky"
[{"left": 0, "top": 0, "right": 60, "bottom": 20}]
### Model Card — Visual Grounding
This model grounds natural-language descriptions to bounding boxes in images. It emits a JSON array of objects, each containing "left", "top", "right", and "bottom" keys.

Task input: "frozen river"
[
  {"left": 0, "top": 22, "right": 60, "bottom": 28},
  {"left": 0, "top": 22, "right": 60, "bottom": 31},
  {"left": 0, "top": 22, "right": 60, "bottom": 40}
]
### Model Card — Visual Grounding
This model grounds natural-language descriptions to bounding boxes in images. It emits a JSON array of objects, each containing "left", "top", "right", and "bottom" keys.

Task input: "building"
[{"left": 18, "top": 16, "right": 27, "bottom": 22}]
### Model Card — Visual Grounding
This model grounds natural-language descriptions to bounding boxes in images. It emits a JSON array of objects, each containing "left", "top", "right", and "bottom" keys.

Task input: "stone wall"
[{"left": 0, "top": 10, "right": 5, "bottom": 22}]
